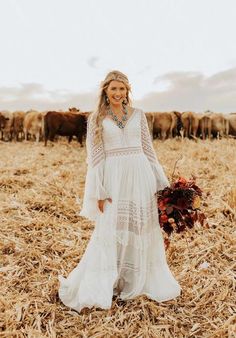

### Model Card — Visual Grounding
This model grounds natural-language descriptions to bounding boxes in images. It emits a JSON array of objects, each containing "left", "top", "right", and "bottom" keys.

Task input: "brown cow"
[
  {"left": 198, "top": 112, "right": 212, "bottom": 139},
  {"left": 170, "top": 111, "right": 182, "bottom": 138},
  {"left": 180, "top": 111, "right": 191, "bottom": 138},
  {"left": 191, "top": 113, "right": 202, "bottom": 138},
  {"left": 44, "top": 111, "right": 87, "bottom": 146},
  {"left": 206, "top": 112, "right": 228, "bottom": 139},
  {"left": 181, "top": 111, "right": 209, "bottom": 139},
  {"left": 153, "top": 112, "right": 175, "bottom": 140},
  {"left": 0, "top": 111, "right": 14, "bottom": 141},
  {"left": 0, "top": 112, "right": 9, "bottom": 140},
  {"left": 12, "top": 111, "right": 26, "bottom": 141},
  {"left": 227, "top": 113, "right": 236, "bottom": 137}
]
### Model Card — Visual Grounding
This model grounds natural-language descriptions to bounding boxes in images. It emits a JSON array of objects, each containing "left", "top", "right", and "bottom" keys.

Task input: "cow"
[
  {"left": 152, "top": 112, "right": 176, "bottom": 140},
  {"left": 170, "top": 111, "right": 182, "bottom": 138},
  {"left": 23, "top": 111, "right": 44, "bottom": 142},
  {"left": 44, "top": 111, "right": 87, "bottom": 146},
  {"left": 145, "top": 112, "right": 155, "bottom": 139},
  {"left": 0, "top": 112, "right": 9, "bottom": 140},
  {"left": 0, "top": 111, "right": 14, "bottom": 141},
  {"left": 227, "top": 113, "right": 236, "bottom": 137},
  {"left": 180, "top": 111, "right": 191, "bottom": 138},
  {"left": 191, "top": 113, "right": 203, "bottom": 138},
  {"left": 12, "top": 111, "right": 26, "bottom": 141},
  {"left": 198, "top": 113, "right": 211, "bottom": 139},
  {"left": 181, "top": 111, "right": 210, "bottom": 139},
  {"left": 206, "top": 112, "right": 229, "bottom": 139},
  {"left": 68, "top": 107, "right": 80, "bottom": 113}
]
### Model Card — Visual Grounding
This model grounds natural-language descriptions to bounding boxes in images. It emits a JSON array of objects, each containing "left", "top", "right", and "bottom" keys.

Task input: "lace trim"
[
  {"left": 105, "top": 146, "right": 143, "bottom": 157},
  {"left": 86, "top": 114, "right": 105, "bottom": 168},
  {"left": 93, "top": 196, "right": 161, "bottom": 249},
  {"left": 115, "top": 197, "right": 162, "bottom": 250},
  {"left": 116, "top": 197, "right": 158, "bottom": 233},
  {"left": 141, "top": 111, "right": 157, "bottom": 164}
]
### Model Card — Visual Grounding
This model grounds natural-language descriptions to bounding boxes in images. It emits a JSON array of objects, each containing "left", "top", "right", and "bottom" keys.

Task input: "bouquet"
[{"left": 157, "top": 176, "right": 208, "bottom": 248}]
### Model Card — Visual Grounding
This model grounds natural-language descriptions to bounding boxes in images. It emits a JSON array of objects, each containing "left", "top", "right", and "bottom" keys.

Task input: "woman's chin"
[{"left": 110, "top": 100, "right": 123, "bottom": 106}]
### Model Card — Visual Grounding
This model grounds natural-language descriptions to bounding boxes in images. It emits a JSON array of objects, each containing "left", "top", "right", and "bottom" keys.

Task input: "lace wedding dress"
[{"left": 58, "top": 108, "right": 181, "bottom": 312}]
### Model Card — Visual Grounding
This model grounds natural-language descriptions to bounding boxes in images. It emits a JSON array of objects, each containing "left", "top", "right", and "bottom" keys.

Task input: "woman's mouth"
[{"left": 113, "top": 97, "right": 122, "bottom": 101}]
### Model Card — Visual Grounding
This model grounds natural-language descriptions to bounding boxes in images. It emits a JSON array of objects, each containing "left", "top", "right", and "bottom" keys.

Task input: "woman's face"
[{"left": 105, "top": 80, "right": 128, "bottom": 107}]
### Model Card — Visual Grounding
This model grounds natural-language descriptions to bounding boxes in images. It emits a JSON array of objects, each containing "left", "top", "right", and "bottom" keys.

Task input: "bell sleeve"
[
  {"left": 78, "top": 114, "right": 109, "bottom": 221},
  {"left": 140, "top": 110, "right": 170, "bottom": 192}
]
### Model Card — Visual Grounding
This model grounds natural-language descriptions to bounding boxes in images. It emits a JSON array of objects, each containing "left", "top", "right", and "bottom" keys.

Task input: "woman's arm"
[{"left": 79, "top": 114, "right": 109, "bottom": 220}]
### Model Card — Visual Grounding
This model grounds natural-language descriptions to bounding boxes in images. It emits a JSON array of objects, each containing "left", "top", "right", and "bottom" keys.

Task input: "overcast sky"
[{"left": 0, "top": 0, "right": 236, "bottom": 112}]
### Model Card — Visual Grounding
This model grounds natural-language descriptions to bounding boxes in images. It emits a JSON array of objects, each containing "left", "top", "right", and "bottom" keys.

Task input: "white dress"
[{"left": 58, "top": 108, "right": 181, "bottom": 312}]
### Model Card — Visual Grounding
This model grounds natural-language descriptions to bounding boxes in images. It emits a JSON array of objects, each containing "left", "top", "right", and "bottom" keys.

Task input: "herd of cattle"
[
  {"left": 145, "top": 111, "right": 236, "bottom": 140},
  {"left": 0, "top": 109, "right": 236, "bottom": 146},
  {"left": 0, "top": 108, "right": 88, "bottom": 146}
]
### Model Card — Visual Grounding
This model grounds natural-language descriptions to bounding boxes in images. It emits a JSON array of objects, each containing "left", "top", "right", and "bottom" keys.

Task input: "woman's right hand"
[{"left": 98, "top": 197, "right": 112, "bottom": 213}]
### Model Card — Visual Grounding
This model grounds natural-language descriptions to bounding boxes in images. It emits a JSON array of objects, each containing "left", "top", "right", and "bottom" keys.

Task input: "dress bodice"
[{"left": 102, "top": 109, "right": 142, "bottom": 151}]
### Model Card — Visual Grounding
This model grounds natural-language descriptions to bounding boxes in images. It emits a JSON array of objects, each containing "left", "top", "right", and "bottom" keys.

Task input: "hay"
[{"left": 0, "top": 138, "right": 235, "bottom": 337}]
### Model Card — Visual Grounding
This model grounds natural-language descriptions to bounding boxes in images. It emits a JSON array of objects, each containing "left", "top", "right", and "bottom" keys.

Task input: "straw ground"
[{"left": 0, "top": 138, "right": 235, "bottom": 337}]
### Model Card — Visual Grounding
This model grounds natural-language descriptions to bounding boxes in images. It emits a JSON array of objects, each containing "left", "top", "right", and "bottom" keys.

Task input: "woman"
[{"left": 58, "top": 70, "right": 181, "bottom": 312}]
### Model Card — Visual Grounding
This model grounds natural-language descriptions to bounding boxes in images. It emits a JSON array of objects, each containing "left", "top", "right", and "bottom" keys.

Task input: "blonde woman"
[{"left": 58, "top": 70, "right": 181, "bottom": 312}]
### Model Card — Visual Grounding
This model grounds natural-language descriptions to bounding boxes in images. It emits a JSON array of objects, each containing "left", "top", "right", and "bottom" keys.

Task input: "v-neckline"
[{"left": 104, "top": 108, "right": 136, "bottom": 131}]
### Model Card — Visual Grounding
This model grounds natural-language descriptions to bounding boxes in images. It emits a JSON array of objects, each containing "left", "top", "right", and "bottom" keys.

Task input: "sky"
[{"left": 0, "top": 0, "right": 236, "bottom": 112}]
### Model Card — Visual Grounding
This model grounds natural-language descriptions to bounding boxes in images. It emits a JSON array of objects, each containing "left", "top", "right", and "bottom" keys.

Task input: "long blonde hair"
[{"left": 90, "top": 70, "right": 132, "bottom": 145}]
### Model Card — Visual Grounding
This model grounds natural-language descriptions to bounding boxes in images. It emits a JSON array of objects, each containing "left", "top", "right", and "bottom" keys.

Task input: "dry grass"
[{"left": 0, "top": 138, "right": 235, "bottom": 338}]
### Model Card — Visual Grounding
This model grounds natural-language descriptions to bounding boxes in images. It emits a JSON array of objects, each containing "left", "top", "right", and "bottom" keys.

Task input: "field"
[{"left": 0, "top": 138, "right": 235, "bottom": 338}]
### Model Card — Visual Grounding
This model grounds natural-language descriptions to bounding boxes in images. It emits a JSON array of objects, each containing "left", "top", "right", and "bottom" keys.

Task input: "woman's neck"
[{"left": 109, "top": 103, "right": 123, "bottom": 114}]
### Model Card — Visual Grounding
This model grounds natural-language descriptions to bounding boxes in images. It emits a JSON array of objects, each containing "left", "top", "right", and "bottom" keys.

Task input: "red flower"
[
  {"left": 159, "top": 204, "right": 167, "bottom": 211},
  {"left": 178, "top": 177, "right": 187, "bottom": 184},
  {"left": 160, "top": 214, "right": 168, "bottom": 222}
]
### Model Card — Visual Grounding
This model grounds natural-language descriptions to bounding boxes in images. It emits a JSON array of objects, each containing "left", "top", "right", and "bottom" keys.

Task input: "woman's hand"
[{"left": 98, "top": 197, "right": 112, "bottom": 213}]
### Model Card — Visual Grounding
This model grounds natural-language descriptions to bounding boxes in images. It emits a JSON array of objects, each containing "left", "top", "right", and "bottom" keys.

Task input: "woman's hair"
[{"left": 90, "top": 70, "right": 132, "bottom": 145}]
